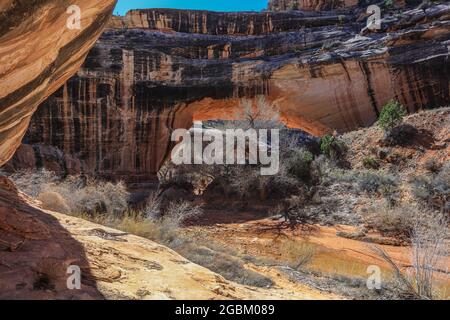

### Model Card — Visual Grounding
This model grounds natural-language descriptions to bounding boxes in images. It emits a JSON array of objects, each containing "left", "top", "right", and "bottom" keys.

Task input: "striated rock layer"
[
  {"left": 268, "top": 0, "right": 358, "bottom": 11},
  {"left": 11, "top": 4, "right": 450, "bottom": 180},
  {"left": 0, "top": 1, "right": 339, "bottom": 300},
  {"left": 0, "top": 0, "right": 117, "bottom": 167}
]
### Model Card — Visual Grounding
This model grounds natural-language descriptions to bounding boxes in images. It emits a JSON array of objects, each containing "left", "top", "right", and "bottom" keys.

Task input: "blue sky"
[{"left": 114, "top": 0, "right": 268, "bottom": 15}]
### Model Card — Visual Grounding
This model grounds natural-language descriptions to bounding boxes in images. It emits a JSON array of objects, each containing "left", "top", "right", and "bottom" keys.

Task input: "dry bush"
[
  {"left": 237, "top": 96, "right": 283, "bottom": 130},
  {"left": 181, "top": 245, "right": 273, "bottom": 288},
  {"left": 143, "top": 191, "right": 162, "bottom": 220},
  {"left": 371, "top": 211, "right": 448, "bottom": 299},
  {"left": 361, "top": 201, "right": 417, "bottom": 237},
  {"left": 282, "top": 193, "right": 318, "bottom": 227},
  {"left": 7, "top": 170, "right": 130, "bottom": 215},
  {"left": 424, "top": 158, "right": 442, "bottom": 174},
  {"left": 163, "top": 200, "right": 203, "bottom": 226},
  {"left": 37, "top": 191, "right": 71, "bottom": 214},
  {"left": 286, "top": 148, "right": 314, "bottom": 181},
  {"left": 362, "top": 156, "right": 380, "bottom": 170},
  {"left": 410, "top": 163, "right": 450, "bottom": 213},
  {"left": 280, "top": 240, "right": 316, "bottom": 270},
  {"left": 114, "top": 211, "right": 175, "bottom": 242},
  {"left": 47, "top": 176, "right": 129, "bottom": 215},
  {"left": 357, "top": 170, "right": 399, "bottom": 200},
  {"left": 8, "top": 169, "right": 58, "bottom": 197}
]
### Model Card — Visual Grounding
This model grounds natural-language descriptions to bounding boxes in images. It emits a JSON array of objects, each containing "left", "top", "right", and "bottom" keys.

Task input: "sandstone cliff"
[
  {"left": 14, "top": 4, "right": 450, "bottom": 180},
  {"left": 0, "top": 0, "right": 117, "bottom": 167},
  {"left": 267, "top": 1, "right": 414, "bottom": 11},
  {"left": 268, "top": 0, "right": 358, "bottom": 11},
  {"left": 0, "top": 1, "right": 339, "bottom": 300}
]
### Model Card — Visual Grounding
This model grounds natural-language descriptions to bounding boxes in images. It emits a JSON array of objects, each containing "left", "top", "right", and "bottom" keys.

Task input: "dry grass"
[
  {"left": 371, "top": 211, "right": 449, "bottom": 299},
  {"left": 37, "top": 191, "right": 71, "bottom": 214},
  {"left": 279, "top": 240, "right": 316, "bottom": 270},
  {"left": 361, "top": 201, "right": 417, "bottom": 237},
  {"left": 8, "top": 170, "right": 130, "bottom": 215}
]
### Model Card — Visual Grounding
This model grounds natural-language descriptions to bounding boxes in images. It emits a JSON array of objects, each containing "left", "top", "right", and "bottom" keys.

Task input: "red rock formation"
[
  {"left": 8, "top": 4, "right": 450, "bottom": 180},
  {"left": 0, "top": 0, "right": 117, "bottom": 167},
  {"left": 268, "top": 0, "right": 358, "bottom": 11},
  {"left": 267, "top": 0, "right": 409, "bottom": 11},
  {"left": 0, "top": 1, "right": 333, "bottom": 301}
]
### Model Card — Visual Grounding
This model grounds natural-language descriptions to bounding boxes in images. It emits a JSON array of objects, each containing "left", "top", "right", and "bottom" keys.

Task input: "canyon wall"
[
  {"left": 0, "top": 0, "right": 117, "bottom": 167},
  {"left": 9, "top": 4, "right": 450, "bottom": 180},
  {"left": 268, "top": 0, "right": 358, "bottom": 11},
  {"left": 267, "top": 0, "right": 415, "bottom": 11}
]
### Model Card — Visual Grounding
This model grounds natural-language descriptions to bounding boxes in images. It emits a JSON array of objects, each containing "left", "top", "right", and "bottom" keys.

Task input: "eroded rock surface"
[
  {"left": 268, "top": 0, "right": 358, "bottom": 11},
  {"left": 0, "top": 0, "right": 117, "bottom": 167},
  {"left": 0, "top": 176, "right": 339, "bottom": 299},
  {"left": 15, "top": 3, "right": 450, "bottom": 180}
]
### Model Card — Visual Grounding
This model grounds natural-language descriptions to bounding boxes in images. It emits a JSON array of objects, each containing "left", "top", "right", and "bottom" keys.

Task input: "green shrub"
[
  {"left": 287, "top": 149, "right": 314, "bottom": 181},
  {"left": 378, "top": 100, "right": 407, "bottom": 132},
  {"left": 362, "top": 156, "right": 380, "bottom": 170},
  {"left": 320, "top": 135, "right": 347, "bottom": 165}
]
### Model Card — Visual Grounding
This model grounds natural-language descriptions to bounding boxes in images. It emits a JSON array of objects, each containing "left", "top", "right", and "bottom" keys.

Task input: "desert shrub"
[
  {"left": 362, "top": 201, "right": 417, "bottom": 237},
  {"left": 357, "top": 171, "right": 399, "bottom": 197},
  {"left": 282, "top": 194, "right": 318, "bottom": 227},
  {"left": 65, "top": 179, "right": 129, "bottom": 215},
  {"left": 378, "top": 100, "right": 407, "bottom": 132},
  {"left": 113, "top": 211, "right": 178, "bottom": 243},
  {"left": 371, "top": 211, "right": 448, "bottom": 299},
  {"left": 309, "top": 155, "right": 340, "bottom": 185},
  {"left": 384, "top": 124, "right": 418, "bottom": 146},
  {"left": 7, "top": 170, "right": 130, "bottom": 215},
  {"left": 424, "top": 158, "right": 442, "bottom": 174},
  {"left": 286, "top": 148, "right": 314, "bottom": 181},
  {"left": 163, "top": 200, "right": 203, "bottom": 226},
  {"left": 362, "top": 156, "right": 380, "bottom": 170},
  {"left": 280, "top": 240, "right": 316, "bottom": 270},
  {"left": 185, "top": 246, "right": 273, "bottom": 288},
  {"left": 320, "top": 134, "right": 347, "bottom": 166},
  {"left": 37, "top": 191, "right": 71, "bottom": 214},
  {"left": 228, "top": 167, "right": 260, "bottom": 198},
  {"left": 8, "top": 169, "right": 58, "bottom": 197},
  {"left": 143, "top": 191, "right": 162, "bottom": 220},
  {"left": 410, "top": 164, "right": 450, "bottom": 212}
]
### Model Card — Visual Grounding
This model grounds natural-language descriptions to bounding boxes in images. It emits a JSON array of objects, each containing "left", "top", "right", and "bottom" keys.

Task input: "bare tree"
[
  {"left": 409, "top": 212, "right": 448, "bottom": 298},
  {"left": 372, "top": 210, "right": 448, "bottom": 299},
  {"left": 237, "top": 96, "right": 283, "bottom": 129}
]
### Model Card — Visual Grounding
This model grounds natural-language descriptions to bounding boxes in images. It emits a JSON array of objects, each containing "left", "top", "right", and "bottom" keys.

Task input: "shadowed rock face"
[
  {"left": 267, "top": 1, "right": 417, "bottom": 11},
  {"left": 12, "top": 4, "right": 450, "bottom": 180},
  {"left": 0, "top": 0, "right": 117, "bottom": 167},
  {"left": 268, "top": 0, "right": 358, "bottom": 11}
]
